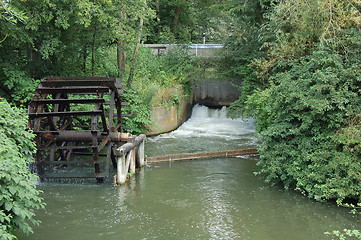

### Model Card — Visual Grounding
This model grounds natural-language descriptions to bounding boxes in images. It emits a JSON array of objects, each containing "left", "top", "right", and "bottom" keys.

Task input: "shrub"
[
  {"left": 0, "top": 99, "right": 44, "bottom": 240},
  {"left": 252, "top": 46, "right": 360, "bottom": 203},
  {"left": 121, "top": 88, "right": 152, "bottom": 135}
]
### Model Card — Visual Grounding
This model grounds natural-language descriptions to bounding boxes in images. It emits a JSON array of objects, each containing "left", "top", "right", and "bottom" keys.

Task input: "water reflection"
[
  {"left": 203, "top": 187, "right": 238, "bottom": 239},
  {"left": 18, "top": 159, "right": 359, "bottom": 240}
]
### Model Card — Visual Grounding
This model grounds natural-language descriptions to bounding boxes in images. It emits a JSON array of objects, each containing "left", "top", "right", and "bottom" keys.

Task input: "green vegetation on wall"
[{"left": 122, "top": 45, "right": 195, "bottom": 133}]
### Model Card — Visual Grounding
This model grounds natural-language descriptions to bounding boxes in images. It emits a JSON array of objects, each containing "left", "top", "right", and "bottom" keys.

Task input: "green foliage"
[
  {"left": 254, "top": 0, "right": 361, "bottom": 79},
  {"left": 122, "top": 88, "right": 152, "bottom": 135},
  {"left": 223, "top": 0, "right": 361, "bottom": 205},
  {"left": 0, "top": 64, "right": 38, "bottom": 103},
  {"left": 253, "top": 45, "right": 360, "bottom": 202},
  {"left": 159, "top": 45, "right": 194, "bottom": 89},
  {"left": 131, "top": 46, "right": 194, "bottom": 104},
  {"left": 217, "top": 0, "right": 270, "bottom": 117},
  {"left": 0, "top": 0, "right": 155, "bottom": 79},
  {"left": 229, "top": 88, "right": 271, "bottom": 130},
  {"left": 0, "top": 0, "right": 27, "bottom": 44},
  {"left": 325, "top": 229, "right": 361, "bottom": 240},
  {"left": 0, "top": 1, "right": 26, "bottom": 23},
  {"left": 324, "top": 193, "right": 361, "bottom": 239},
  {"left": 146, "top": 0, "right": 229, "bottom": 43},
  {"left": 122, "top": 45, "right": 195, "bottom": 133},
  {"left": 0, "top": 99, "right": 44, "bottom": 240}
]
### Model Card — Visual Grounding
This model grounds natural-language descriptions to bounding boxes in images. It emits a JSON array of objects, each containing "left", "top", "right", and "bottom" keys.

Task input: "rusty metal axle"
[{"left": 37, "top": 131, "right": 131, "bottom": 142}]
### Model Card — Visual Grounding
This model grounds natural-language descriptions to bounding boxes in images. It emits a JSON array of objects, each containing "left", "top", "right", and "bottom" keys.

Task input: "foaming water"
[
  {"left": 147, "top": 104, "right": 258, "bottom": 157},
  {"left": 190, "top": 105, "right": 228, "bottom": 119}
]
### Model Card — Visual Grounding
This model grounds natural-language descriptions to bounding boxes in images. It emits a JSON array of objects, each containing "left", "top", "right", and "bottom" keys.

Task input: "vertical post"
[
  {"left": 136, "top": 139, "right": 145, "bottom": 167},
  {"left": 109, "top": 92, "right": 115, "bottom": 131},
  {"left": 92, "top": 94, "right": 101, "bottom": 176},
  {"left": 128, "top": 137, "right": 135, "bottom": 173},
  {"left": 116, "top": 150, "right": 127, "bottom": 184},
  {"left": 50, "top": 149, "right": 55, "bottom": 162},
  {"left": 130, "top": 148, "right": 136, "bottom": 174},
  {"left": 116, "top": 135, "right": 145, "bottom": 185}
]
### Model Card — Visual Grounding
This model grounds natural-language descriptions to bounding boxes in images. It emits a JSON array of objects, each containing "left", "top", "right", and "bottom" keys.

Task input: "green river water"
[{"left": 18, "top": 105, "right": 359, "bottom": 240}]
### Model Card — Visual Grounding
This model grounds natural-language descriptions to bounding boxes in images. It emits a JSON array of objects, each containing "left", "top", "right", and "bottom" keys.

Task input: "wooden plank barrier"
[
  {"left": 146, "top": 147, "right": 258, "bottom": 163},
  {"left": 116, "top": 134, "right": 146, "bottom": 185}
]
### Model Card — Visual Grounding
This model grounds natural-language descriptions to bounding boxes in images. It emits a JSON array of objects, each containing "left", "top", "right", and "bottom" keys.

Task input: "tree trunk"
[
  {"left": 82, "top": 45, "right": 87, "bottom": 74},
  {"left": 117, "top": 40, "right": 126, "bottom": 81},
  {"left": 91, "top": 27, "right": 96, "bottom": 76},
  {"left": 156, "top": 0, "right": 161, "bottom": 37},
  {"left": 117, "top": 9, "right": 127, "bottom": 81},
  {"left": 171, "top": 6, "right": 182, "bottom": 34},
  {"left": 127, "top": 0, "right": 146, "bottom": 88}
]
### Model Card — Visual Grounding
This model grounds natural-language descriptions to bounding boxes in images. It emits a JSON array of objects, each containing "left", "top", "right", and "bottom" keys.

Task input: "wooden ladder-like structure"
[{"left": 28, "top": 76, "right": 131, "bottom": 181}]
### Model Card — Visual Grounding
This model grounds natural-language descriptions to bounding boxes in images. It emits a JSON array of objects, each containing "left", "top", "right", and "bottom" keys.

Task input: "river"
[{"left": 18, "top": 105, "right": 359, "bottom": 240}]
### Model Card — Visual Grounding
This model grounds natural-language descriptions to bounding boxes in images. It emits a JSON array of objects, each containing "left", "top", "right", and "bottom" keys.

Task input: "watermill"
[{"left": 28, "top": 76, "right": 145, "bottom": 182}]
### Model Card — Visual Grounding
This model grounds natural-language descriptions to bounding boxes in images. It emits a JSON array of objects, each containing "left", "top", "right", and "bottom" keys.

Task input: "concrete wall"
[
  {"left": 144, "top": 78, "right": 241, "bottom": 135},
  {"left": 194, "top": 79, "right": 241, "bottom": 107},
  {"left": 144, "top": 94, "right": 193, "bottom": 136}
]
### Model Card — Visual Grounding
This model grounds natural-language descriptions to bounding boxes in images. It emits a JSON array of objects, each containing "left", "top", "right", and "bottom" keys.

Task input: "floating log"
[{"left": 146, "top": 148, "right": 258, "bottom": 163}]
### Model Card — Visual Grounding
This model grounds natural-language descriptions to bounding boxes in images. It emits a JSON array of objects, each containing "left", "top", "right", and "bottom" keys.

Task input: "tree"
[
  {"left": 216, "top": 0, "right": 271, "bottom": 118},
  {"left": 127, "top": 0, "right": 150, "bottom": 87},
  {"left": 253, "top": 0, "right": 361, "bottom": 80},
  {"left": 146, "top": 0, "right": 225, "bottom": 43}
]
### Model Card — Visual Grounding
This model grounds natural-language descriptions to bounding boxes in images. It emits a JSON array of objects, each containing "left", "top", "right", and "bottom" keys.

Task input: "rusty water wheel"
[{"left": 28, "top": 77, "right": 126, "bottom": 182}]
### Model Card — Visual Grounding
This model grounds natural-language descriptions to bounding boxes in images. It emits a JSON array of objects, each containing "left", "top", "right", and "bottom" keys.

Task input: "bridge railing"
[
  {"left": 143, "top": 44, "right": 223, "bottom": 57},
  {"left": 115, "top": 134, "right": 146, "bottom": 184}
]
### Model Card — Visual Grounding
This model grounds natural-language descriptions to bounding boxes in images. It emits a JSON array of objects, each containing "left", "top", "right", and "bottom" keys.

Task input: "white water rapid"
[{"left": 146, "top": 104, "right": 259, "bottom": 157}]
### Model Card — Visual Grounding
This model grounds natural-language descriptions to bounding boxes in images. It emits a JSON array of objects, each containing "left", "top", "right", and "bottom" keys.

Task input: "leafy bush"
[
  {"left": 325, "top": 229, "right": 361, "bottom": 240},
  {"left": 125, "top": 45, "right": 193, "bottom": 123},
  {"left": 121, "top": 45, "right": 196, "bottom": 133},
  {"left": 0, "top": 64, "right": 38, "bottom": 104},
  {"left": 251, "top": 46, "right": 360, "bottom": 203},
  {"left": 122, "top": 88, "right": 152, "bottom": 135},
  {"left": 0, "top": 99, "right": 44, "bottom": 240}
]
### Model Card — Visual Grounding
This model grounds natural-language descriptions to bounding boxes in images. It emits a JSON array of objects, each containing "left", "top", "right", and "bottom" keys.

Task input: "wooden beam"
[
  {"left": 36, "top": 86, "right": 110, "bottom": 94},
  {"left": 40, "top": 80, "right": 115, "bottom": 88},
  {"left": 31, "top": 98, "right": 105, "bottom": 104},
  {"left": 29, "top": 110, "right": 102, "bottom": 118},
  {"left": 147, "top": 148, "right": 258, "bottom": 163}
]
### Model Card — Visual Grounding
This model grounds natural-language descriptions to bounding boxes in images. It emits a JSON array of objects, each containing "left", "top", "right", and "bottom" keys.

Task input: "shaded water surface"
[{"left": 19, "top": 105, "right": 359, "bottom": 240}]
